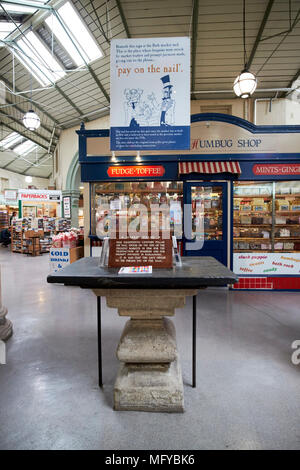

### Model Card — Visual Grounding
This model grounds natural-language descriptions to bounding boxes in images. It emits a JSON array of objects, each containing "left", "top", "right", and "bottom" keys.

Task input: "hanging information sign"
[{"left": 110, "top": 37, "right": 190, "bottom": 151}]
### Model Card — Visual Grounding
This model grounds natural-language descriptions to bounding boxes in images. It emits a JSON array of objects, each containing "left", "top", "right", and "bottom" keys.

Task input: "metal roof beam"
[
  {"left": 0, "top": 73, "right": 59, "bottom": 127},
  {"left": 0, "top": 156, "right": 49, "bottom": 178},
  {"left": 115, "top": 0, "right": 131, "bottom": 38},
  {"left": 284, "top": 68, "right": 300, "bottom": 97},
  {"left": 191, "top": 0, "right": 199, "bottom": 100},
  {"left": 0, "top": 117, "right": 49, "bottom": 150},
  {"left": 1, "top": 1, "right": 53, "bottom": 11},
  {"left": 245, "top": 0, "right": 274, "bottom": 70},
  {"left": 21, "top": 151, "right": 49, "bottom": 174},
  {"left": 86, "top": 65, "right": 110, "bottom": 103},
  {"left": 54, "top": 83, "right": 86, "bottom": 117}
]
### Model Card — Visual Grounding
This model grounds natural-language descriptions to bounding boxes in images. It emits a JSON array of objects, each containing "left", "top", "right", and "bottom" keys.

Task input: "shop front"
[
  {"left": 77, "top": 113, "right": 300, "bottom": 290},
  {"left": 18, "top": 189, "right": 62, "bottom": 219}
]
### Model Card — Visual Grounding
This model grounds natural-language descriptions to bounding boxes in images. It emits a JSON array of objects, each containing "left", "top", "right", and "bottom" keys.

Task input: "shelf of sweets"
[
  {"left": 273, "top": 250, "right": 300, "bottom": 252},
  {"left": 275, "top": 193, "right": 300, "bottom": 198},
  {"left": 234, "top": 223, "right": 272, "bottom": 227},
  {"left": 234, "top": 237, "right": 271, "bottom": 241},
  {"left": 274, "top": 237, "right": 300, "bottom": 240},
  {"left": 234, "top": 194, "right": 272, "bottom": 199},
  {"left": 276, "top": 211, "right": 300, "bottom": 215},
  {"left": 275, "top": 223, "right": 300, "bottom": 226},
  {"left": 234, "top": 249, "right": 273, "bottom": 252}
]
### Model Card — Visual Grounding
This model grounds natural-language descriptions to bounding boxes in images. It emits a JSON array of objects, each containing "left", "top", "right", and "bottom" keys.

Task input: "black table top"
[{"left": 47, "top": 256, "right": 238, "bottom": 289}]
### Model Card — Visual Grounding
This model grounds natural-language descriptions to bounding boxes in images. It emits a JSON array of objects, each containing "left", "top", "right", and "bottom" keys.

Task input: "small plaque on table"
[{"left": 108, "top": 238, "right": 173, "bottom": 268}]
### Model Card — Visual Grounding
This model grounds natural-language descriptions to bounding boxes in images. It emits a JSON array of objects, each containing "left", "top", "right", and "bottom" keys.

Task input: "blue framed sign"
[{"left": 110, "top": 37, "right": 190, "bottom": 151}]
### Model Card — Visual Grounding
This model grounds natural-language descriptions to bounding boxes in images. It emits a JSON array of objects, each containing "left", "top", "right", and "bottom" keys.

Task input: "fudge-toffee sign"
[{"left": 107, "top": 165, "right": 165, "bottom": 177}]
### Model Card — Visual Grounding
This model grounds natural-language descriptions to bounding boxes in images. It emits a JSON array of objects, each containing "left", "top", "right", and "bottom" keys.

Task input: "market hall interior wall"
[{"left": 0, "top": 167, "right": 50, "bottom": 190}]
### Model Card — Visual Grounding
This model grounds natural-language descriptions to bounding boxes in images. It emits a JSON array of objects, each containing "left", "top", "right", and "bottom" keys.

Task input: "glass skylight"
[
  {"left": 46, "top": 1, "right": 103, "bottom": 67},
  {"left": 16, "top": 31, "right": 66, "bottom": 86},
  {"left": 0, "top": 21, "right": 20, "bottom": 41},
  {"left": 0, "top": 131, "right": 23, "bottom": 149},
  {"left": 14, "top": 140, "right": 37, "bottom": 156},
  {"left": 1, "top": 1, "right": 47, "bottom": 15}
]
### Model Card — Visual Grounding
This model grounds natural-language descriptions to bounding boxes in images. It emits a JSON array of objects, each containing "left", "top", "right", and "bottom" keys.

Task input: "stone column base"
[
  {"left": 0, "top": 306, "right": 13, "bottom": 341},
  {"left": 114, "top": 359, "right": 184, "bottom": 412},
  {"left": 94, "top": 288, "right": 198, "bottom": 413}
]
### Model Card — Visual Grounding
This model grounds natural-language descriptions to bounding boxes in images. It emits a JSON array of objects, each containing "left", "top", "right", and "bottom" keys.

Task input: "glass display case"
[
  {"left": 274, "top": 181, "right": 300, "bottom": 252},
  {"left": 191, "top": 185, "right": 223, "bottom": 241},
  {"left": 233, "top": 181, "right": 300, "bottom": 253},
  {"left": 91, "top": 181, "right": 183, "bottom": 238}
]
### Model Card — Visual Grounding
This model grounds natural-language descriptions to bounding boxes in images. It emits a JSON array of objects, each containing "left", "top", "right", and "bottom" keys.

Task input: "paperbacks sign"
[{"left": 108, "top": 238, "right": 173, "bottom": 268}]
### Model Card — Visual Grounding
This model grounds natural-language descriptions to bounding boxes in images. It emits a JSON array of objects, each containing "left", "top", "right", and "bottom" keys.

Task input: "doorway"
[{"left": 183, "top": 182, "right": 228, "bottom": 266}]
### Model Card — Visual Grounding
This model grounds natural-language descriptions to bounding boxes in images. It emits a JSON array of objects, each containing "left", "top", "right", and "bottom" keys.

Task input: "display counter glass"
[
  {"left": 91, "top": 181, "right": 183, "bottom": 237},
  {"left": 191, "top": 185, "right": 223, "bottom": 241},
  {"left": 233, "top": 181, "right": 300, "bottom": 253}
]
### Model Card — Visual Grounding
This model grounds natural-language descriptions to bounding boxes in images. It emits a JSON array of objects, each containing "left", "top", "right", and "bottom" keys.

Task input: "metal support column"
[
  {"left": 192, "top": 295, "right": 197, "bottom": 388},
  {"left": 97, "top": 296, "right": 102, "bottom": 388}
]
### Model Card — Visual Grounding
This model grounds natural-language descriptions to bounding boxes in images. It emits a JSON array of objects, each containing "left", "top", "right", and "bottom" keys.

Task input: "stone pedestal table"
[{"left": 47, "top": 256, "right": 237, "bottom": 412}]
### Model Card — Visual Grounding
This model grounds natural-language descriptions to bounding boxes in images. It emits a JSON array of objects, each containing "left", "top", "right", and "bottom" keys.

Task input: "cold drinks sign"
[{"left": 110, "top": 37, "right": 190, "bottom": 151}]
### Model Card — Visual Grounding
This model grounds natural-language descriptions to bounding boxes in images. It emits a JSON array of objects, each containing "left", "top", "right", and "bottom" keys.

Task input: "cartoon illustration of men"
[
  {"left": 160, "top": 75, "right": 175, "bottom": 126},
  {"left": 123, "top": 88, "right": 143, "bottom": 127}
]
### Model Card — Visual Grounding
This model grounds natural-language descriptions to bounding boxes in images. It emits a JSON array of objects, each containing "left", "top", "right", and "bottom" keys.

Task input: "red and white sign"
[
  {"left": 107, "top": 165, "right": 165, "bottom": 178},
  {"left": 253, "top": 164, "right": 300, "bottom": 176},
  {"left": 18, "top": 189, "right": 61, "bottom": 202}
]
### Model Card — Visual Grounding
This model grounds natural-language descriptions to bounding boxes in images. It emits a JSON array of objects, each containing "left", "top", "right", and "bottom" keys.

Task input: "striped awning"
[{"left": 178, "top": 161, "right": 241, "bottom": 175}]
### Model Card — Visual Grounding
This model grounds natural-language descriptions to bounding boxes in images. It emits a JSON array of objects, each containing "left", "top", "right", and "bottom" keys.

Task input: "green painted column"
[{"left": 62, "top": 189, "right": 80, "bottom": 228}]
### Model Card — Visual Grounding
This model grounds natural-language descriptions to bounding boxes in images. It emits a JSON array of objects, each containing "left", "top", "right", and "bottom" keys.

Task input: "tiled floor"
[{"left": 0, "top": 247, "right": 300, "bottom": 450}]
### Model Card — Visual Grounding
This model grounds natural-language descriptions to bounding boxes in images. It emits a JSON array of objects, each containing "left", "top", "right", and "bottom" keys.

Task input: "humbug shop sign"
[{"left": 110, "top": 37, "right": 190, "bottom": 151}]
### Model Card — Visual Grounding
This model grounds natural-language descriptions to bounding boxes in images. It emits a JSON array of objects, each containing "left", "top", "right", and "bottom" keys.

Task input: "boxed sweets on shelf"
[
  {"left": 286, "top": 216, "right": 300, "bottom": 224},
  {"left": 276, "top": 199, "right": 290, "bottom": 211},
  {"left": 284, "top": 242, "right": 294, "bottom": 250},
  {"left": 263, "top": 216, "right": 272, "bottom": 224},
  {"left": 240, "top": 215, "right": 252, "bottom": 224},
  {"left": 240, "top": 204, "right": 252, "bottom": 211},
  {"left": 276, "top": 216, "right": 286, "bottom": 225},
  {"left": 274, "top": 242, "right": 284, "bottom": 250},
  {"left": 291, "top": 203, "right": 300, "bottom": 211},
  {"left": 238, "top": 241, "right": 250, "bottom": 250},
  {"left": 279, "top": 228, "right": 291, "bottom": 237},
  {"left": 252, "top": 216, "right": 264, "bottom": 225}
]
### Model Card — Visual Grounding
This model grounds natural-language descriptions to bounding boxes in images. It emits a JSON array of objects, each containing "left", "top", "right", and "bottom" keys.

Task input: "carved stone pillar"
[{"left": 94, "top": 288, "right": 198, "bottom": 412}]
